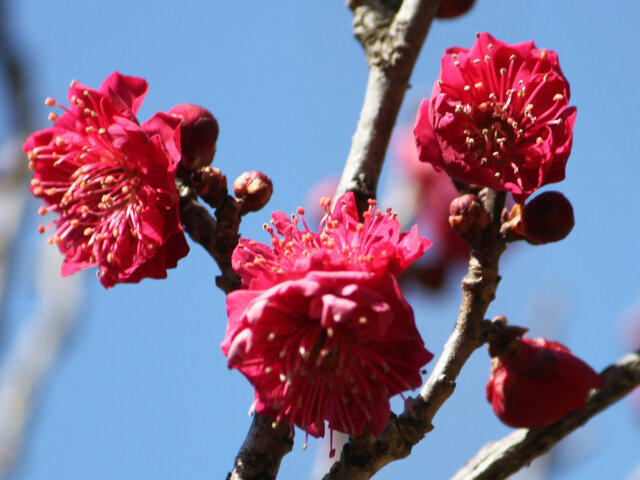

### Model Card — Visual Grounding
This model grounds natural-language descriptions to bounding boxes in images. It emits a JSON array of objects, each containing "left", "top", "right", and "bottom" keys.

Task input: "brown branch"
[
  {"left": 178, "top": 186, "right": 241, "bottom": 294},
  {"left": 226, "top": 414, "right": 294, "bottom": 480},
  {"left": 335, "top": 0, "right": 442, "bottom": 211},
  {"left": 451, "top": 348, "right": 640, "bottom": 480},
  {"left": 325, "top": 189, "right": 507, "bottom": 480}
]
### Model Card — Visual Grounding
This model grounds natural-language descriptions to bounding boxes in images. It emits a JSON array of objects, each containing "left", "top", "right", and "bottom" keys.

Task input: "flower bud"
[
  {"left": 233, "top": 171, "right": 273, "bottom": 214},
  {"left": 503, "top": 191, "right": 574, "bottom": 245},
  {"left": 168, "top": 104, "right": 219, "bottom": 171},
  {"left": 486, "top": 336, "right": 603, "bottom": 429},
  {"left": 449, "top": 194, "right": 491, "bottom": 243},
  {"left": 436, "top": 0, "right": 475, "bottom": 19},
  {"left": 191, "top": 166, "right": 227, "bottom": 209}
]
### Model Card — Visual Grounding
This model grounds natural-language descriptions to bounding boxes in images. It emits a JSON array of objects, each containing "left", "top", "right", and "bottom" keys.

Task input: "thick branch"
[
  {"left": 325, "top": 190, "right": 507, "bottom": 480},
  {"left": 335, "top": 0, "right": 441, "bottom": 210},
  {"left": 226, "top": 414, "right": 294, "bottom": 480},
  {"left": 451, "top": 349, "right": 640, "bottom": 480}
]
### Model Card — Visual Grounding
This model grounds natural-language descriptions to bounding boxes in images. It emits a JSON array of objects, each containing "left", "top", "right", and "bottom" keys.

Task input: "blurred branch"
[
  {"left": 0, "top": 2, "right": 86, "bottom": 477},
  {"left": 0, "top": 0, "right": 31, "bottom": 134},
  {"left": 325, "top": 188, "right": 506, "bottom": 480},
  {"left": 334, "top": 0, "right": 441, "bottom": 211},
  {"left": 451, "top": 348, "right": 640, "bottom": 480},
  {"left": 0, "top": 0, "right": 32, "bottom": 347},
  {"left": 0, "top": 244, "right": 83, "bottom": 477}
]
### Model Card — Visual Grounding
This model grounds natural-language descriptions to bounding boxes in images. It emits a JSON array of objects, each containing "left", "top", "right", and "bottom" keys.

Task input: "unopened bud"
[
  {"left": 503, "top": 191, "right": 574, "bottom": 245},
  {"left": 192, "top": 166, "right": 227, "bottom": 209},
  {"left": 168, "top": 103, "right": 219, "bottom": 170},
  {"left": 233, "top": 171, "right": 273, "bottom": 214},
  {"left": 449, "top": 194, "right": 491, "bottom": 242},
  {"left": 436, "top": 0, "right": 475, "bottom": 19}
]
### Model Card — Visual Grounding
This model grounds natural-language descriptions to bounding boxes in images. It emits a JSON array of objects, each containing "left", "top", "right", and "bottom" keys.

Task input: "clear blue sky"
[{"left": 2, "top": 1, "right": 639, "bottom": 479}]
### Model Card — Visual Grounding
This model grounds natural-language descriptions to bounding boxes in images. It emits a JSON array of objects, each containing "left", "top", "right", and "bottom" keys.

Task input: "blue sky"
[{"left": 2, "top": 1, "right": 639, "bottom": 479}]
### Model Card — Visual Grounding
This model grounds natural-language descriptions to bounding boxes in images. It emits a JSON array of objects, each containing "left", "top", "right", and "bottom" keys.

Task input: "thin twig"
[
  {"left": 334, "top": 0, "right": 441, "bottom": 211},
  {"left": 324, "top": 189, "right": 506, "bottom": 480},
  {"left": 451, "top": 348, "right": 640, "bottom": 480},
  {"left": 178, "top": 186, "right": 242, "bottom": 294}
]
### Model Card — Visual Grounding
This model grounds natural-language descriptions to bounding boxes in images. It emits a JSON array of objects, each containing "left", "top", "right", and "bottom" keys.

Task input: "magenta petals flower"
[
  {"left": 222, "top": 193, "right": 433, "bottom": 438},
  {"left": 414, "top": 32, "right": 577, "bottom": 202},
  {"left": 24, "top": 72, "right": 189, "bottom": 288}
]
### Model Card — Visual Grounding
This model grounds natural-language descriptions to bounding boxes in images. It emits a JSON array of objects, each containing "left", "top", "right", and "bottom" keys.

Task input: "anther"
[
  {"left": 44, "top": 97, "right": 56, "bottom": 107},
  {"left": 48, "top": 112, "right": 58, "bottom": 121},
  {"left": 553, "top": 93, "right": 564, "bottom": 102}
]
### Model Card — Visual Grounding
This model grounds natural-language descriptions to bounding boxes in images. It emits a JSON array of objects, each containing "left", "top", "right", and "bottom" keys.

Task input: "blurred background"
[{"left": 0, "top": 1, "right": 639, "bottom": 479}]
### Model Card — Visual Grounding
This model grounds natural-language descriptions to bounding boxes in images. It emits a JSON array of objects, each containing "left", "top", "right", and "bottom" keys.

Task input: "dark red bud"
[
  {"left": 168, "top": 103, "right": 219, "bottom": 171},
  {"left": 449, "top": 194, "right": 491, "bottom": 242},
  {"left": 436, "top": 0, "right": 475, "bottom": 19},
  {"left": 233, "top": 171, "right": 273, "bottom": 214},
  {"left": 521, "top": 191, "right": 574, "bottom": 245},
  {"left": 191, "top": 166, "right": 227, "bottom": 209}
]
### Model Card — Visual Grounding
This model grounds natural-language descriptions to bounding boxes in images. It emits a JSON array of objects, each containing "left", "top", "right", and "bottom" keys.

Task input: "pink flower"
[
  {"left": 414, "top": 32, "right": 577, "bottom": 203},
  {"left": 233, "top": 192, "right": 431, "bottom": 290},
  {"left": 222, "top": 193, "right": 433, "bottom": 438},
  {"left": 486, "top": 337, "right": 603, "bottom": 428},
  {"left": 24, "top": 72, "right": 189, "bottom": 288}
]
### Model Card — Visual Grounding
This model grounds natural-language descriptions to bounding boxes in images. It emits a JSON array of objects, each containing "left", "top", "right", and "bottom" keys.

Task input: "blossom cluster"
[
  {"left": 222, "top": 193, "right": 434, "bottom": 438},
  {"left": 24, "top": 73, "right": 201, "bottom": 287},
  {"left": 414, "top": 32, "right": 576, "bottom": 203}
]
